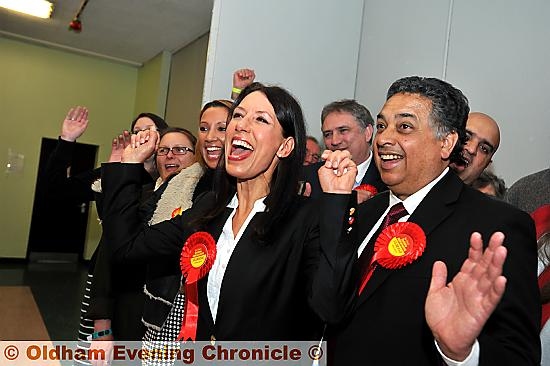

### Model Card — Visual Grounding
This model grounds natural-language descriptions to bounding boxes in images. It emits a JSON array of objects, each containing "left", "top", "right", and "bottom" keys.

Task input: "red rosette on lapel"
[
  {"left": 171, "top": 207, "right": 183, "bottom": 218},
  {"left": 354, "top": 184, "right": 378, "bottom": 196},
  {"left": 177, "top": 231, "right": 216, "bottom": 341},
  {"left": 373, "top": 222, "right": 426, "bottom": 269}
]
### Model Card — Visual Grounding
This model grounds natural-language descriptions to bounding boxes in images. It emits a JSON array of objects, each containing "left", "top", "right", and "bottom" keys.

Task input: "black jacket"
[
  {"left": 310, "top": 171, "right": 541, "bottom": 365},
  {"left": 100, "top": 163, "right": 323, "bottom": 341}
]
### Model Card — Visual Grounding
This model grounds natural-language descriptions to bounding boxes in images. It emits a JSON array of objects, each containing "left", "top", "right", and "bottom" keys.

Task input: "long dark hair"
[{"left": 192, "top": 82, "right": 306, "bottom": 243}]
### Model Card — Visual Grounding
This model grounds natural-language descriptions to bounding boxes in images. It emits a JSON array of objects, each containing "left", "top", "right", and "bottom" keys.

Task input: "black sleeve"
[
  {"left": 87, "top": 176, "right": 167, "bottom": 321},
  {"left": 309, "top": 192, "right": 361, "bottom": 324},
  {"left": 86, "top": 235, "right": 113, "bottom": 320},
  {"left": 100, "top": 163, "right": 196, "bottom": 265},
  {"left": 43, "top": 137, "right": 99, "bottom": 203},
  {"left": 478, "top": 209, "right": 541, "bottom": 365}
]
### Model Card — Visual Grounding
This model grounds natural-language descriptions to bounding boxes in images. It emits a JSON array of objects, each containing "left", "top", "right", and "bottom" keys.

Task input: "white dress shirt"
[
  {"left": 206, "top": 194, "right": 267, "bottom": 321},
  {"left": 356, "top": 167, "right": 480, "bottom": 366},
  {"left": 353, "top": 151, "right": 373, "bottom": 188}
]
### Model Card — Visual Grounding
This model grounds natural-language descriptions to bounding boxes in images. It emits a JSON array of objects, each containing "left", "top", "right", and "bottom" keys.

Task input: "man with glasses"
[{"left": 304, "top": 136, "right": 322, "bottom": 166}]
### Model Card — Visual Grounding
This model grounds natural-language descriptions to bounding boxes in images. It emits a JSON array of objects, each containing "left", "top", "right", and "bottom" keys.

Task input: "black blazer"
[
  {"left": 311, "top": 171, "right": 541, "bottom": 366},
  {"left": 100, "top": 163, "right": 323, "bottom": 341},
  {"left": 86, "top": 179, "right": 161, "bottom": 339},
  {"left": 302, "top": 157, "right": 386, "bottom": 199}
]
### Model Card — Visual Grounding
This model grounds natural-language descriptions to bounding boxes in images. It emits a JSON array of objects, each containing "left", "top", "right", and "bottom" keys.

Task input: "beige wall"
[
  {"left": 0, "top": 36, "right": 200, "bottom": 259},
  {"left": 0, "top": 37, "right": 139, "bottom": 259},
  {"left": 134, "top": 51, "right": 172, "bottom": 117},
  {"left": 165, "top": 33, "right": 209, "bottom": 132}
]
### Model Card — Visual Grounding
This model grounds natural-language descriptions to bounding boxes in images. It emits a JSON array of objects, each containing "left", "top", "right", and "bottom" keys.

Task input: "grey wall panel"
[
  {"left": 446, "top": 0, "right": 550, "bottom": 185},
  {"left": 203, "top": 0, "right": 364, "bottom": 141}
]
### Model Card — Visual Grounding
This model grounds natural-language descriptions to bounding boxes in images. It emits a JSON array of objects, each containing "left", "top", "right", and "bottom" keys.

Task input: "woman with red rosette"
[
  {"left": 139, "top": 100, "right": 233, "bottom": 344},
  {"left": 99, "top": 83, "right": 323, "bottom": 346}
]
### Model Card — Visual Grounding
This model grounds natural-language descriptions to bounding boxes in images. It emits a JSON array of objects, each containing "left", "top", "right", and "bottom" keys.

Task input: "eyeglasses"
[
  {"left": 157, "top": 146, "right": 194, "bottom": 156},
  {"left": 305, "top": 150, "right": 321, "bottom": 162}
]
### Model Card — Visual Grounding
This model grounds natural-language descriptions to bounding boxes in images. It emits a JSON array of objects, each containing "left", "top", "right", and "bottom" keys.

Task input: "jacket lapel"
[
  {"left": 361, "top": 159, "right": 378, "bottom": 185},
  {"left": 408, "top": 171, "right": 462, "bottom": 237},
  {"left": 357, "top": 171, "right": 463, "bottom": 305},
  {"left": 356, "top": 192, "right": 390, "bottom": 247},
  {"left": 214, "top": 212, "right": 268, "bottom": 330},
  {"left": 198, "top": 207, "right": 233, "bottom": 332}
]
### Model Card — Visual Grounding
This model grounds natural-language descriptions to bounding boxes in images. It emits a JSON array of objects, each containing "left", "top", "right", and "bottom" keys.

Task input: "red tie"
[{"left": 358, "top": 202, "right": 408, "bottom": 294}]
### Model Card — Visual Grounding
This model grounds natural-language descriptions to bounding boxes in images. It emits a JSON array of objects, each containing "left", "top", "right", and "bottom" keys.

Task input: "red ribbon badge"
[
  {"left": 373, "top": 222, "right": 426, "bottom": 269},
  {"left": 177, "top": 232, "right": 216, "bottom": 341},
  {"left": 359, "top": 222, "right": 426, "bottom": 294},
  {"left": 171, "top": 207, "right": 183, "bottom": 218},
  {"left": 354, "top": 184, "right": 378, "bottom": 196}
]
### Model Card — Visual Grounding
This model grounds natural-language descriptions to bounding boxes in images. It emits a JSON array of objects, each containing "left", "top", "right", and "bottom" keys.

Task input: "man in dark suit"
[
  {"left": 302, "top": 99, "right": 386, "bottom": 202},
  {"left": 310, "top": 76, "right": 540, "bottom": 365}
]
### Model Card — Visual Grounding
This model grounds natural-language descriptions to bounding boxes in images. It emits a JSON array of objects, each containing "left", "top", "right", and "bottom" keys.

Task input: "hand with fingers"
[
  {"left": 61, "top": 106, "right": 89, "bottom": 142},
  {"left": 108, "top": 130, "right": 132, "bottom": 163},
  {"left": 121, "top": 129, "right": 159, "bottom": 164},
  {"left": 425, "top": 231, "right": 508, "bottom": 361},
  {"left": 232, "top": 68, "right": 256, "bottom": 99},
  {"left": 318, "top": 150, "right": 357, "bottom": 194}
]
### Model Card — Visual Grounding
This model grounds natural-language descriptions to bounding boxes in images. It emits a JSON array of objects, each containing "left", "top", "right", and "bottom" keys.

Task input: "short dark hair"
[
  {"left": 194, "top": 82, "right": 306, "bottom": 243},
  {"left": 321, "top": 99, "right": 374, "bottom": 130},
  {"left": 470, "top": 170, "right": 507, "bottom": 199},
  {"left": 159, "top": 127, "right": 197, "bottom": 149},
  {"left": 130, "top": 112, "right": 168, "bottom": 132},
  {"left": 386, "top": 76, "right": 469, "bottom": 165}
]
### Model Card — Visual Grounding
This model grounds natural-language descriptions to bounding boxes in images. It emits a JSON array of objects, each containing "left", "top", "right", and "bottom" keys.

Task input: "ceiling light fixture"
[
  {"left": 0, "top": 0, "right": 54, "bottom": 19},
  {"left": 68, "top": 0, "right": 89, "bottom": 33}
]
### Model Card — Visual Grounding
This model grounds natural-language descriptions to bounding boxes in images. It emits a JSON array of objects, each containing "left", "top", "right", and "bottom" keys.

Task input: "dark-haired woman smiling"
[{"left": 100, "top": 83, "right": 322, "bottom": 341}]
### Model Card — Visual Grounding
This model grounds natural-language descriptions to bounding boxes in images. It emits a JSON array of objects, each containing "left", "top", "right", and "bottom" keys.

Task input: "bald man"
[{"left": 451, "top": 112, "right": 500, "bottom": 184}]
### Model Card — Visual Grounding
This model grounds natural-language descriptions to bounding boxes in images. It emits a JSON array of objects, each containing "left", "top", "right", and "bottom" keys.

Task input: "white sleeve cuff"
[{"left": 435, "top": 339, "right": 479, "bottom": 366}]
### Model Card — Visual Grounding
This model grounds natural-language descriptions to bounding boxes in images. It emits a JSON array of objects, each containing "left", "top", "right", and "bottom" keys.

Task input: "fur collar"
[{"left": 149, "top": 162, "right": 204, "bottom": 225}]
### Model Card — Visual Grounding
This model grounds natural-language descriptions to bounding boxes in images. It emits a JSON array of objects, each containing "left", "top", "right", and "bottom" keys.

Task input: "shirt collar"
[
  {"left": 226, "top": 193, "right": 268, "bottom": 212},
  {"left": 355, "top": 150, "right": 372, "bottom": 184},
  {"left": 389, "top": 167, "right": 449, "bottom": 215}
]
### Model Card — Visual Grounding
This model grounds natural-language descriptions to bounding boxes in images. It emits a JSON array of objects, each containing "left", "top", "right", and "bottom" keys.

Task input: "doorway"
[{"left": 27, "top": 138, "right": 98, "bottom": 262}]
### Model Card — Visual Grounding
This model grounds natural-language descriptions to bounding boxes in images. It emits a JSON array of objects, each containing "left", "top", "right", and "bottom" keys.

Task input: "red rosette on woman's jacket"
[{"left": 177, "top": 232, "right": 216, "bottom": 341}]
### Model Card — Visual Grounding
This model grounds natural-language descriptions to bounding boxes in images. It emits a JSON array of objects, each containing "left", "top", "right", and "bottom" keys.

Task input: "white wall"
[
  {"left": 203, "top": 0, "right": 364, "bottom": 141},
  {"left": 356, "top": 0, "right": 550, "bottom": 186}
]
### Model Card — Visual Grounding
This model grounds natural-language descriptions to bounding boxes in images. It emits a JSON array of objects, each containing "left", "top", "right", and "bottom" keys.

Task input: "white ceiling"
[{"left": 0, "top": 0, "right": 214, "bottom": 66}]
